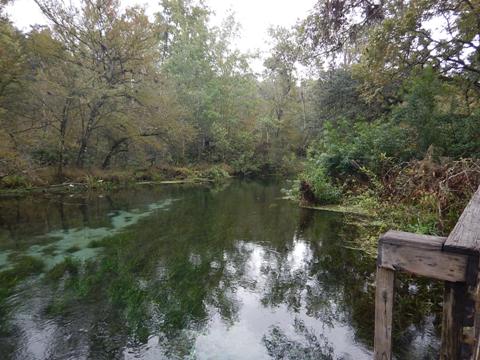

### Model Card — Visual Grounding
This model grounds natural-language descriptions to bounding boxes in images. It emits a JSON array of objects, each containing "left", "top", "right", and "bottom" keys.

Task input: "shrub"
[
  {"left": 201, "top": 165, "right": 230, "bottom": 183},
  {"left": 0, "top": 175, "right": 30, "bottom": 189},
  {"left": 312, "top": 118, "right": 416, "bottom": 181},
  {"left": 301, "top": 161, "right": 341, "bottom": 205}
]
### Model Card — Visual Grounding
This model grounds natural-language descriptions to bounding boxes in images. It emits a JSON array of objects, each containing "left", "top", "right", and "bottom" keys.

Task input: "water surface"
[{"left": 0, "top": 180, "right": 441, "bottom": 359}]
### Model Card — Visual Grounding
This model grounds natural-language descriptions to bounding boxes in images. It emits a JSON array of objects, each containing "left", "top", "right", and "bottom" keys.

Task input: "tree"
[
  {"left": 0, "top": 17, "right": 32, "bottom": 177},
  {"left": 366, "top": 1, "right": 479, "bottom": 89},
  {"left": 259, "top": 27, "right": 305, "bottom": 168},
  {"left": 313, "top": 67, "right": 380, "bottom": 124},
  {"left": 298, "top": 0, "right": 384, "bottom": 65},
  {"left": 35, "top": 0, "right": 161, "bottom": 167},
  {"left": 301, "top": 0, "right": 480, "bottom": 102}
]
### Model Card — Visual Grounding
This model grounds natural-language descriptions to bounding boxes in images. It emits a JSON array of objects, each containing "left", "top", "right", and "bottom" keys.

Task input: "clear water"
[{"left": 0, "top": 180, "right": 441, "bottom": 359}]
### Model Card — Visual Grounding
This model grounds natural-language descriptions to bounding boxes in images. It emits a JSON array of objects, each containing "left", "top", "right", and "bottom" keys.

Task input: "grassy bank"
[{"left": 0, "top": 164, "right": 232, "bottom": 195}]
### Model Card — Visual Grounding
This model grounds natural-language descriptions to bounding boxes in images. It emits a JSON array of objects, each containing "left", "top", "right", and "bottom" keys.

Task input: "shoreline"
[{"left": 0, "top": 178, "right": 216, "bottom": 198}]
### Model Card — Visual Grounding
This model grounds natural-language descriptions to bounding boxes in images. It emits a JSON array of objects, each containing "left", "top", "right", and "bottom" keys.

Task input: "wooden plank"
[
  {"left": 471, "top": 269, "right": 480, "bottom": 359},
  {"left": 440, "top": 282, "right": 466, "bottom": 359},
  {"left": 379, "top": 231, "right": 468, "bottom": 282},
  {"left": 464, "top": 256, "right": 478, "bottom": 358},
  {"left": 444, "top": 186, "right": 480, "bottom": 255},
  {"left": 442, "top": 187, "right": 480, "bottom": 359},
  {"left": 381, "top": 230, "right": 446, "bottom": 250},
  {"left": 374, "top": 267, "right": 395, "bottom": 360}
]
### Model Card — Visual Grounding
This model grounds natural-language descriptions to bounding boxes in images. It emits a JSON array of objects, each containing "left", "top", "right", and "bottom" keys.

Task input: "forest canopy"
[{"left": 0, "top": 0, "right": 479, "bottom": 194}]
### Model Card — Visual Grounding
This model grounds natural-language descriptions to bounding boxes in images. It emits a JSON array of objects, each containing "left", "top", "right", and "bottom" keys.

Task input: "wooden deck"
[{"left": 374, "top": 186, "right": 480, "bottom": 359}]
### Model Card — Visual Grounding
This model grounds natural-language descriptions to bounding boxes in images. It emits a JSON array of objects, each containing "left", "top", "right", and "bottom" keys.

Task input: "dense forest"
[{"left": 1, "top": 0, "right": 479, "bottom": 236}]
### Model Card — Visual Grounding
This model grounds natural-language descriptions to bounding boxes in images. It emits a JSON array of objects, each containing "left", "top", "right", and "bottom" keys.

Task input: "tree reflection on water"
[{"left": 0, "top": 181, "right": 441, "bottom": 359}]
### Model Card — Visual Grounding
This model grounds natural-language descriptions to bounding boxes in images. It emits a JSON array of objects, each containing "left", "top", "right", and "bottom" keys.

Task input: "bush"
[
  {"left": 201, "top": 165, "right": 230, "bottom": 183},
  {"left": 301, "top": 161, "right": 341, "bottom": 205},
  {"left": 312, "top": 118, "right": 416, "bottom": 181},
  {"left": 230, "top": 151, "right": 261, "bottom": 176},
  {"left": 0, "top": 174, "right": 30, "bottom": 189}
]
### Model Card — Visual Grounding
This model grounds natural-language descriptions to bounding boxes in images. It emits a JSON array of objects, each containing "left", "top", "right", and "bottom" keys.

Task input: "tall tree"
[{"left": 35, "top": 0, "right": 160, "bottom": 167}]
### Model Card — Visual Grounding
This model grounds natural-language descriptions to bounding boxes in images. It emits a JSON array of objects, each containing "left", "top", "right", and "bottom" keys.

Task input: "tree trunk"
[
  {"left": 76, "top": 98, "right": 105, "bottom": 167},
  {"left": 76, "top": 125, "right": 91, "bottom": 168},
  {"left": 57, "top": 98, "right": 72, "bottom": 180},
  {"left": 101, "top": 137, "right": 129, "bottom": 169}
]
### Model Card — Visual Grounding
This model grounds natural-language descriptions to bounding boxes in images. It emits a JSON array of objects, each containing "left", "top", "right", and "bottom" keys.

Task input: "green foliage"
[
  {"left": 302, "top": 160, "right": 341, "bottom": 205},
  {"left": 31, "top": 147, "right": 59, "bottom": 166},
  {"left": 230, "top": 149, "right": 262, "bottom": 176},
  {"left": 308, "top": 118, "right": 415, "bottom": 180},
  {"left": 313, "top": 68, "right": 380, "bottom": 123},
  {"left": 201, "top": 165, "right": 230, "bottom": 183},
  {"left": 393, "top": 68, "right": 480, "bottom": 157},
  {"left": 0, "top": 175, "right": 30, "bottom": 189},
  {"left": 84, "top": 175, "right": 114, "bottom": 191}
]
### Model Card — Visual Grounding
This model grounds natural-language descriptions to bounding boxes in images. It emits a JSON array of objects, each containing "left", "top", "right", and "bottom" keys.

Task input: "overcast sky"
[{"left": 6, "top": 0, "right": 317, "bottom": 71}]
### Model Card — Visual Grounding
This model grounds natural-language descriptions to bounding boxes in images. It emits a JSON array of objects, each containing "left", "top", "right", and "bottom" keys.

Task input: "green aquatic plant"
[
  {"left": 66, "top": 245, "right": 81, "bottom": 254},
  {"left": 0, "top": 181, "right": 449, "bottom": 357},
  {"left": 87, "top": 239, "right": 104, "bottom": 248},
  {"left": 46, "top": 257, "right": 80, "bottom": 281},
  {"left": 41, "top": 244, "right": 58, "bottom": 256},
  {"left": 0, "top": 256, "right": 45, "bottom": 334}
]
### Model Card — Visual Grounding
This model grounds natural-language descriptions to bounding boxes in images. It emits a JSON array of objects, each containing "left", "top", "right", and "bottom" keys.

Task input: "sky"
[{"left": 6, "top": 0, "right": 317, "bottom": 72}]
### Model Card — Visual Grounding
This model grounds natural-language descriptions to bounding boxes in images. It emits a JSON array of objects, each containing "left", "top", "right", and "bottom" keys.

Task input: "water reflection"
[{"left": 0, "top": 181, "right": 440, "bottom": 359}]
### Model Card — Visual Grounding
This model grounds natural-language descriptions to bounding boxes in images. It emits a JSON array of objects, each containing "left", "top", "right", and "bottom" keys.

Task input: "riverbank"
[
  {"left": 0, "top": 164, "right": 232, "bottom": 196},
  {"left": 289, "top": 185, "right": 472, "bottom": 257},
  {"left": 315, "top": 192, "right": 472, "bottom": 258},
  {"left": 287, "top": 157, "right": 480, "bottom": 257}
]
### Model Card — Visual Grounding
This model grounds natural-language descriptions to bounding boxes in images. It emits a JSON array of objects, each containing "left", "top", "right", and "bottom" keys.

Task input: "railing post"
[
  {"left": 374, "top": 266, "right": 395, "bottom": 360},
  {"left": 440, "top": 281, "right": 466, "bottom": 359}
]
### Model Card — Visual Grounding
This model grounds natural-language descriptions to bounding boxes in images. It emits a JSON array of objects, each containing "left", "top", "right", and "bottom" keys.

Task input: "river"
[{"left": 0, "top": 180, "right": 441, "bottom": 359}]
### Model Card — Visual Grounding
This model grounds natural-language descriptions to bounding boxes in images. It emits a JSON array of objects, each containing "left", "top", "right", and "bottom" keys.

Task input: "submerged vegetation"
[
  {"left": 0, "top": 255, "right": 45, "bottom": 334},
  {"left": 0, "top": 182, "right": 445, "bottom": 357}
]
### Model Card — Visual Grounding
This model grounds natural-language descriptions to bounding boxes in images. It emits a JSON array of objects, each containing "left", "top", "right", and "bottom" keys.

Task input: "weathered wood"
[
  {"left": 379, "top": 231, "right": 468, "bottom": 282},
  {"left": 441, "top": 186, "right": 480, "bottom": 358},
  {"left": 440, "top": 282, "right": 466, "bottom": 359},
  {"left": 381, "top": 230, "right": 446, "bottom": 250},
  {"left": 463, "top": 256, "right": 478, "bottom": 360},
  {"left": 374, "top": 267, "right": 395, "bottom": 360},
  {"left": 471, "top": 270, "right": 480, "bottom": 360},
  {"left": 444, "top": 186, "right": 480, "bottom": 255}
]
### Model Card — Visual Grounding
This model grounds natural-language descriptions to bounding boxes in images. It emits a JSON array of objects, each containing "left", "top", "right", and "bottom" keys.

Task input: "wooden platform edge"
[
  {"left": 378, "top": 231, "right": 468, "bottom": 283},
  {"left": 444, "top": 186, "right": 480, "bottom": 256}
]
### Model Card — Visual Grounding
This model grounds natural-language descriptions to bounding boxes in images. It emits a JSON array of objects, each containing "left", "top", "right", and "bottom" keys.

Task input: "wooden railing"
[{"left": 374, "top": 186, "right": 480, "bottom": 359}]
